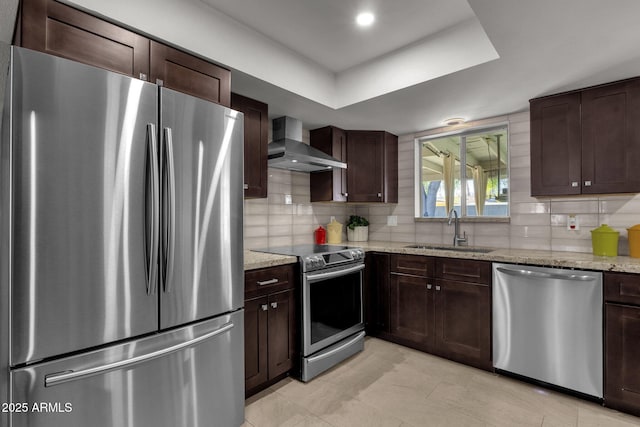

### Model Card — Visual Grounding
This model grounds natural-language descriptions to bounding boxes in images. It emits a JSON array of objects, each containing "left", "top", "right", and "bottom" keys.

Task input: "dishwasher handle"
[{"left": 495, "top": 266, "right": 597, "bottom": 282}]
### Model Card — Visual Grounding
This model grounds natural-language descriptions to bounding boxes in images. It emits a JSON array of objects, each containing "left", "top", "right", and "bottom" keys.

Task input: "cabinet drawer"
[
  {"left": 605, "top": 272, "right": 640, "bottom": 306},
  {"left": 245, "top": 264, "right": 295, "bottom": 298},
  {"left": 390, "top": 254, "right": 434, "bottom": 277},
  {"left": 436, "top": 258, "right": 491, "bottom": 284}
]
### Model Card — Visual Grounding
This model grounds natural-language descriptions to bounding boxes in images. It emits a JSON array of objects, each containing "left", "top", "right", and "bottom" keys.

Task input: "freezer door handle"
[
  {"left": 146, "top": 123, "right": 160, "bottom": 295},
  {"left": 495, "top": 267, "right": 597, "bottom": 282},
  {"left": 163, "top": 127, "right": 176, "bottom": 293},
  {"left": 44, "top": 322, "right": 235, "bottom": 388}
]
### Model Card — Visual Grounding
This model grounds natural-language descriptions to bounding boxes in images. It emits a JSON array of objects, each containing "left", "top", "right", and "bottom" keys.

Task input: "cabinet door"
[
  {"left": 310, "top": 126, "right": 348, "bottom": 202},
  {"left": 389, "top": 273, "right": 433, "bottom": 350},
  {"left": 383, "top": 132, "right": 399, "bottom": 203},
  {"left": 605, "top": 303, "right": 640, "bottom": 416},
  {"left": 436, "top": 257, "right": 490, "bottom": 284},
  {"left": 231, "top": 93, "right": 268, "bottom": 198},
  {"left": 20, "top": 0, "right": 150, "bottom": 79},
  {"left": 530, "top": 93, "right": 582, "bottom": 196},
  {"left": 150, "top": 41, "right": 230, "bottom": 106},
  {"left": 435, "top": 279, "right": 491, "bottom": 370},
  {"left": 267, "top": 290, "right": 295, "bottom": 379},
  {"left": 365, "top": 253, "right": 390, "bottom": 335},
  {"left": 582, "top": 78, "right": 640, "bottom": 194},
  {"left": 244, "top": 296, "right": 268, "bottom": 393},
  {"left": 347, "top": 131, "right": 385, "bottom": 202}
]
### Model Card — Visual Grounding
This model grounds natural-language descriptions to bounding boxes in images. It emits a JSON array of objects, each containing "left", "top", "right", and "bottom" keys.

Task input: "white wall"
[{"left": 245, "top": 112, "right": 640, "bottom": 254}]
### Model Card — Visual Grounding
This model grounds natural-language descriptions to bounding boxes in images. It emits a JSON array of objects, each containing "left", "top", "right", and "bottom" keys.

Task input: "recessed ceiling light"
[
  {"left": 443, "top": 117, "right": 466, "bottom": 126},
  {"left": 356, "top": 12, "right": 375, "bottom": 27}
]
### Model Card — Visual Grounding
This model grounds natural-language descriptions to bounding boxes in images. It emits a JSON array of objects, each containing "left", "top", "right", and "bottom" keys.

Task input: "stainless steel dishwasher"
[{"left": 492, "top": 263, "right": 603, "bottom": 398}]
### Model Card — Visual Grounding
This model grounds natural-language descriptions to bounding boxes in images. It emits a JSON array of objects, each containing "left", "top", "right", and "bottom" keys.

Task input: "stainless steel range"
[{"left": 258, "top": 244, "right": 365, "bottom": 381}]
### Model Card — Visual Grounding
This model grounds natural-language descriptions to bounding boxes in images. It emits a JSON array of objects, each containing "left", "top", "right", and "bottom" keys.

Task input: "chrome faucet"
[{"left": 447, "top": 209, "right": 468, "bottom": 246}]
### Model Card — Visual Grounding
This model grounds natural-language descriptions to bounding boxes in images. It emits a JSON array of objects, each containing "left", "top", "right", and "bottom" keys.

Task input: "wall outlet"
[
  {"left": 567, "top": 214, "right": 579, "bottom": 230},
  {"left": 387, "top": 215, "right": 398, "bottom": 226},
  {"left": 284, "top": 194, "right": 292, "bottom": 205}
]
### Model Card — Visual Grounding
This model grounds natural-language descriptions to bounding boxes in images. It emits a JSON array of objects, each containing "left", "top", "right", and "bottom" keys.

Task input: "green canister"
[{"left": 590, "top": 224, "right": 619, "bottom": 257}]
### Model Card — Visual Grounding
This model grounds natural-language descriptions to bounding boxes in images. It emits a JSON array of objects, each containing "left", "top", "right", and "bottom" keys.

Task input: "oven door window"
[{"left": 309, "top": 270, "right": 362, "bottom": 346}]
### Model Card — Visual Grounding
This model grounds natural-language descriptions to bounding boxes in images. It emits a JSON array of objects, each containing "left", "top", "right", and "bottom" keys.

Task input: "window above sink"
[{"left": 415, "top": 123, "right": 510, "bottom": 220}]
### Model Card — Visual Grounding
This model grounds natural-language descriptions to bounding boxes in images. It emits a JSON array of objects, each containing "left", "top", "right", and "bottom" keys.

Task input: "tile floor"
[{"left": 243, "top": 337, "right": 640, "bottom": 427}]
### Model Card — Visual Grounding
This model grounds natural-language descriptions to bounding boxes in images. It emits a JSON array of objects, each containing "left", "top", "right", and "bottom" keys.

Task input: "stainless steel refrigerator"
[{"left": 0, "top": 44, "right": 245, "bottom": 427}]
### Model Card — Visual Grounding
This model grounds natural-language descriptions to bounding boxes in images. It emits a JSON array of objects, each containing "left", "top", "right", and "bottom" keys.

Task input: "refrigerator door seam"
[{"left": 43, "top": 321, "right": 235, "bottom": 388}]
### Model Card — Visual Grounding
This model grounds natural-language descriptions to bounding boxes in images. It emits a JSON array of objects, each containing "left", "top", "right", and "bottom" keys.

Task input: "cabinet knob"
[
  {"left": 342, "top": 192, "right": 348, "bottom": 196},
  {"left": 427, "top": 284, "right": 432, "bottom": 290},
  {"left": 571, "top": 182, "right": 579, "bottom": 187},
  {"left": 244, "top": 183, "right": 249, "bottom": 190},
  {"left": 584, "top": 181, "right": 592, "bottom": 187},
  {"left": 271, "top": 302, "right": 278, "bottom": 309},
  {"left": 377, "top": 193, "right": 382, "bottom": 198},
  {"left": 261, "top": 304, "right": 268, "bottom": 311},
  {"left": 139, "top": 73, "right": 148, "bottom": 81},
  {"left": 435, "top": 285, "right": 441, "bottom": 291}
]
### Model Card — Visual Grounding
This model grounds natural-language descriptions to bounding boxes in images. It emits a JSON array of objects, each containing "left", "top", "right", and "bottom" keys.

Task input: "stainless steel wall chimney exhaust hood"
[{"left": 268, "top": 116, "right": 346, "bottom": 172}]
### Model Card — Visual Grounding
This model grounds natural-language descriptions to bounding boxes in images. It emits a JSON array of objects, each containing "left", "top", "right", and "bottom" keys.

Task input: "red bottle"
[{"left": 314, "top": 226, "right": 327, "bottom": 244}]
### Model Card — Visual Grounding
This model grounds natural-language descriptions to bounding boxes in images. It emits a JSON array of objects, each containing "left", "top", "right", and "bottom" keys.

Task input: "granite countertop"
[
  {"left": 244, "top": 250, "right": 297, "bottom": 271},
  {"left": 348, "top": 241, "right": 640, "bottom": 274},
  {"left": 244, "top": 241, "right": 640, "bottom": 274}
]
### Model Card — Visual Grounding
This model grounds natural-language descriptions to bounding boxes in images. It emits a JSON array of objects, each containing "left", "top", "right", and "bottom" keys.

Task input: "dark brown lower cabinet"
[
  {"left": 434, "top": 279, "right": 491, "bottom": 370},
  {"left": 244, "top": 265, "right": 296, "bottom": 397},
  {"left": 605, "top": 271, "right": 640, "bottom": 416},
  {"left": 389, "top": 273, "right": 433, "bottom": 350},
  {"left": 244, "top": 296, "right": 268, "bottom": 391},
  {"left": 364, "top": 252, "right": 390, "bottom": 335},
  {"left": 370, "top": 254, "right": 492, "bottom": 371}
]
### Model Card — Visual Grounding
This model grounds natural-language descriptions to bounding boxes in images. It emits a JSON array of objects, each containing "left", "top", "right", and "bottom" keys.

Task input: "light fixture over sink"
[{"left": 443, "top": 117, "right": 466, "bottom": 126}]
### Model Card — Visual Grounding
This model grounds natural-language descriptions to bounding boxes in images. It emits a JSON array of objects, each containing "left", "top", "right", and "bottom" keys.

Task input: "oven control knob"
[{"left": 350, "top": 249, "right": 363, "bottom": 260}]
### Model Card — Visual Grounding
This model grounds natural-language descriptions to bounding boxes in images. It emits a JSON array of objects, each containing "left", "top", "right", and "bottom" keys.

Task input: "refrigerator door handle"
[
  {"left": 146, "top": 123, "right": 160, "bottom": 295},
  {"left": 44, "top": 322, "right": 235, "bottom": 388},
  {"left": 163, "top": 127, "right": 176, "bottom": 293}
]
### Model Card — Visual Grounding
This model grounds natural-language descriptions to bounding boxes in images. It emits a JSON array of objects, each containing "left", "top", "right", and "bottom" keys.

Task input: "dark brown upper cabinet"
[
  {"left": 310, "top": 126, "right": 348, "bottom": 202},
  {"left": 150, "top": 41, "right": 230, "bottom": 107},
  {"left": 231, "top": 93, "right": 268, "bottom": 198},
  {"left": 19, "top": 0, "right": 231, "bottom": 107},
  {"left": 530, "top": 93, "right": 581, "bottom": 196},
  {"left": 530, "top": 77, "right": 640, "bottom": 196},
  {"left": 19, "top": 0, "right": 150, "bottom": 79},
  {"left": 310, "top": 128, "right": 398, "bottom": 203},
  {"left": 581, "top": 78, "right": 640, "bottom": 194}
]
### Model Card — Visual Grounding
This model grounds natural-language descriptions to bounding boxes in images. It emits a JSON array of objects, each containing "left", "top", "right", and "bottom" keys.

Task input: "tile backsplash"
[{"left": 244, "top": 111, "right": 640, "bottom": 254}]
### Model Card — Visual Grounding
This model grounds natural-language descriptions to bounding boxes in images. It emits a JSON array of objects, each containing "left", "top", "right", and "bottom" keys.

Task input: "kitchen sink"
[{"left": 404, "top": 244, "right": 494, "bottom": 254}]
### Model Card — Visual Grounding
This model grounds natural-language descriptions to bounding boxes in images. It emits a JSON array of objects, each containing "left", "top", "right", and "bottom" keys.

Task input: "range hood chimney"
[{"left": 268, "top": 116, "right": 346, "bottom": 172}]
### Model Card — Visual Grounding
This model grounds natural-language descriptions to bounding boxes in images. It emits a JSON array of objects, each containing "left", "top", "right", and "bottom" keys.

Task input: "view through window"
[{"left": 417, "top": 125, "right": 509, "bottom": 218}]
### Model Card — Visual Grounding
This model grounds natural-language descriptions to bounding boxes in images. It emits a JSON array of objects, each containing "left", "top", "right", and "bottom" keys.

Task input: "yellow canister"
[
  {"left": 627, "top": 224, "right": 640, "bottom": 258},
  {"left": 327, "top": 218, "right": 343, "bottom": 244},
  {"left": 590, "top": 224, "right": 619, "bottom": 257}
]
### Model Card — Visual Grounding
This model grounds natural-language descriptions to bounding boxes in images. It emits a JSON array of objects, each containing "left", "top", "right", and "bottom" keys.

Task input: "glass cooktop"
[{"left": 254, "top": 244, "right": 353, "bottom": 257}]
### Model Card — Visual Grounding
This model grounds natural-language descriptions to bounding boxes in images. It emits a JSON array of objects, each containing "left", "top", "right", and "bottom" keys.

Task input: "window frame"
[{"left": 414, "top": 121, "right": 511, "bottom": 221}]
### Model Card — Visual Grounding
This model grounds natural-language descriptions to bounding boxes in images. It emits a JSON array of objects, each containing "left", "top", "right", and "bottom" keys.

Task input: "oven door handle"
[
  {"left": 307, "top": 331, "right": 366, "bottom": 364},
  {"left": 305, "top": 263, "right": 365, "bottom": 282}
]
